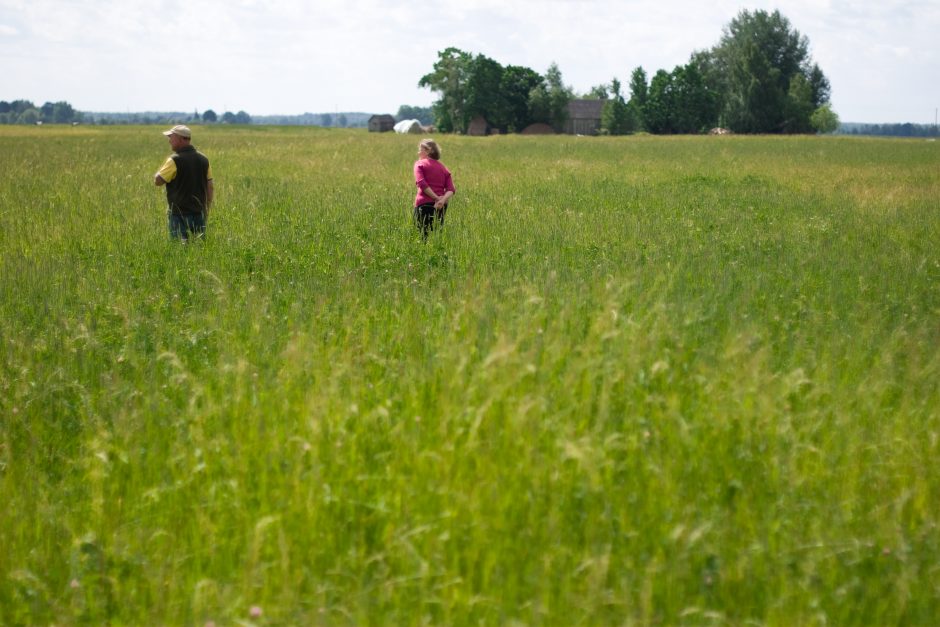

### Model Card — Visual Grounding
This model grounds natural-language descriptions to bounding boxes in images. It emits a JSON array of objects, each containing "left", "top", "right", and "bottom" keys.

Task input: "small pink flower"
[
  {"left": 250, "top": 605, "right": 263, "bottom": 618},
  {"left": 205, "top": 622, "right": 216, "bottom": 627},
  {"left": 69, "top": 579, "right": 80, "bottom": 589}
]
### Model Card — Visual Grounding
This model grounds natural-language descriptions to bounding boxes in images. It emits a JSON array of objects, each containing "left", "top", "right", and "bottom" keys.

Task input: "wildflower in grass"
[{"left": 250, "top": 605, "right": 263, "bottom": 618}]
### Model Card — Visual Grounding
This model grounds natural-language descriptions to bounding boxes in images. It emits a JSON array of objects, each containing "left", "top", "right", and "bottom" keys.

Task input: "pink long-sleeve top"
[{"left": 413, "top": 158, "right": 455, "bottom": 207}]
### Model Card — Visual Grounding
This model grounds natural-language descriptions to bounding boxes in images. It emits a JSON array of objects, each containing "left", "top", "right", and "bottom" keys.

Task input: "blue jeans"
[{"left": 168, "top": 212, "right": 206, "bottom": 241}]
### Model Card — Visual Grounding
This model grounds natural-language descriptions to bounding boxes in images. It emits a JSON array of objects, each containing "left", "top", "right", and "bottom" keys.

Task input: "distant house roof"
[{"left": 369, "top": 114, "right": 395, "bottom": 123}]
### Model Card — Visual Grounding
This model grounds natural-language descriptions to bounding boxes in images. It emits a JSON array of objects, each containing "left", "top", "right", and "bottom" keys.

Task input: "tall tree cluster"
[
  {"left": 627, "top": 9, "right": 833, "bottom": 134},
  {"left": 703, "top": 9, "right": 831, "bottom": 133},
  {"left": 418, "top": 48, "right": 572, "bottom": 133},
  {"left": 421, "top": 10, "right": 836, "bottom": 135}
]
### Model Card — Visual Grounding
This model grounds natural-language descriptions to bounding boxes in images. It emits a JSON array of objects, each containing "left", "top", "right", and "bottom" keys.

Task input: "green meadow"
[{"left": 1, "top": 125, "right": 938, "bottom": 625}]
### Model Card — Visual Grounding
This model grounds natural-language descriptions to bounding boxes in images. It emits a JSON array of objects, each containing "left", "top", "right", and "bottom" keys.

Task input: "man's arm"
[
  {"left": 155, "top": 157, "right": 175, "bottom": 186},
  {"left": 206, "top": 179, "right": 214, "bottom": 210}
]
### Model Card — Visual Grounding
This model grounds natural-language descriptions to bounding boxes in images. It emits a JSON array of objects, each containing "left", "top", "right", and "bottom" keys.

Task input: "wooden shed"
[
  {"left": 368, "top": 114, "right": 395, "bottom": 132},
  {"left": 565, "top": 99, "right": 606, "bottom": 135},
  {"left": 467, "top": 115, "right": 490, "bottom": 136}
]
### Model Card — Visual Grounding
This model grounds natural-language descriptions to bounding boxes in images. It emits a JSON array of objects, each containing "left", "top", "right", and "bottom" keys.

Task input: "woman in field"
[{"left": 413, "top": 139, "right": 455, "bottom": 238}]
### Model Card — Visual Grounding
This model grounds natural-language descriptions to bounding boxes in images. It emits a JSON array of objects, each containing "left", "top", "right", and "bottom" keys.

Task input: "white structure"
[{"left": 394, "top": 119, "right": 422, "bottom": 134}]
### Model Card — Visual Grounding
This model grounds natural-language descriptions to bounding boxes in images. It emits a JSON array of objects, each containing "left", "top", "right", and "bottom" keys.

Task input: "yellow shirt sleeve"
[{"left": 157, "top": 157, "right": 176, "bottom": 182}]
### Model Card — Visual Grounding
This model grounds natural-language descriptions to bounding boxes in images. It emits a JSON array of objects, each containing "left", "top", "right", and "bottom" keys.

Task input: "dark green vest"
[{"left": 166, "top": 145, "right": 210, "bottom": 215}]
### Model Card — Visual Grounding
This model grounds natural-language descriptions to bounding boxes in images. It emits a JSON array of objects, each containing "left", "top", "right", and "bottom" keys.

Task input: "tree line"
[
  {"left": 0, "top": 102, "right": 396, "bottom": 129},
  {"left": 82, "top": 110, "right": 251, "bottom": 125},
  {"left": 419, "top": 9, "right": 840, "bottom": 135},
  {"left": 0, "top": 101, "right": 257, "bottom": 126},
  {"left": 0, "top": 100, "right": 82, "bottom": 125},
  {"left": 837, "top": 122, "right": 939, "bottom": 138}
]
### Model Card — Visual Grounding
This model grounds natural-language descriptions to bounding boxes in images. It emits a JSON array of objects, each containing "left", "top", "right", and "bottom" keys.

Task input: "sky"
[{"left": 1, "top": 0, "right": 938, "bottom": 124}]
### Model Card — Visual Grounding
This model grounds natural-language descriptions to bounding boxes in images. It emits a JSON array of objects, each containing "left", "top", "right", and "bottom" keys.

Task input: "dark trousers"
[
  {"left": 413, "top": 203, "right": 447, "bottom": 238},
  {"left": 168, "top": 211, "right": 207, "bottom": 242}
]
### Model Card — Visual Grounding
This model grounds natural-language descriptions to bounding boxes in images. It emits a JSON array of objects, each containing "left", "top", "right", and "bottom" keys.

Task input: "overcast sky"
[{"left": 1, "top": 0, "right": 938, "bottom": 123}]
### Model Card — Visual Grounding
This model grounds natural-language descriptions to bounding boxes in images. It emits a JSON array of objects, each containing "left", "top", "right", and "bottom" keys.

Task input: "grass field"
[{"left": 1, "top": 125, "right": 938, "bottom": 625}]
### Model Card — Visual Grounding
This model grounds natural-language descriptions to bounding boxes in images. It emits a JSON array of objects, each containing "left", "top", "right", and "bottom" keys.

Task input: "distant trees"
[
  {"left": 0, "top": 101, "right": 242, "bottom": 126},
  {"left": 220, "top": 110, "right": 251, "bottom": 124},
  {"left": 396, "top": 105, "right": 433, "bottom": 125},
  {"left": 419, "top": 49, "right": 572, "bottom": 133},
  {"left": 837, "top": 122, "right": 938, "bottom": 137},
  {"left": 0, "top": 99, "right": 82, "bottom": 125}
]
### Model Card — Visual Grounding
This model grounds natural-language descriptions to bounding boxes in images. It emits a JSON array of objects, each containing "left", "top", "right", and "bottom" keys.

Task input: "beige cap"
[{"left": 162, "top": 124, "right": 191, "bottom": 138}]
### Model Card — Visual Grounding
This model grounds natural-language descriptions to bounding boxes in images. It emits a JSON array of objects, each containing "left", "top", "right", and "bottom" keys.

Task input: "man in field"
[{"left": 154, "top": 125, "right": 214, "bottom": 241}]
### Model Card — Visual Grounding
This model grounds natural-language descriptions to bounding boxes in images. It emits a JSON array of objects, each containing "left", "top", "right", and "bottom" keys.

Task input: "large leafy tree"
[
  {"left": 600, "top": 78, "right": 635, "bottom": 135},
  {"left": 644, "top": 70, "right": 676, "bottom": 134},
  {"left": 643, "top": 63, "right": 717, "bottom": 134},
  {"left": 419, "top": 47, "right": 474, "bottom": 133},
  {"left": 723, "top": 38, "right": 785, "bottom": 133},
  {"left": 499, "top": 65, "right": 544, "bottom": 132},
  {"left": 627, "top": 67, "right": 649, "bottom": 130},
  {"left": 783, "top": 73, "right": 814, "bottom": 133},
  {"left": 528, "top": 62, "right": 573, "bottom": 131},
  {"left": 671, "top": 63, "right": 718, "bottom": 133},
  {"left": 703, "top": 9, "right": 831, "bottom": 133},
  {"left": 420, "top": 50, "right": 563, "bottom": 133},
  {"left": 465, "top": 53, "right": 505, "bottom": 128}
]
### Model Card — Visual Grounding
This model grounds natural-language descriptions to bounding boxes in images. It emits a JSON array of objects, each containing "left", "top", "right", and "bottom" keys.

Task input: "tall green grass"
[{"left": 1, "top": 125, "right": 938, "bottom": 625}]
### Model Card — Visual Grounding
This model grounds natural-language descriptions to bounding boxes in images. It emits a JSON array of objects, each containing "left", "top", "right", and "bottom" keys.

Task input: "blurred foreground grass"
[{"left": 1, "top": 125, "right": 938, "bottom": 624}]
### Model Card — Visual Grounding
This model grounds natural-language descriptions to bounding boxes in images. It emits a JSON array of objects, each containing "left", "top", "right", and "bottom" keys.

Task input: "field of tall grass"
[{"left": 1, "top": 125, "right": 938, "bottom": 625}]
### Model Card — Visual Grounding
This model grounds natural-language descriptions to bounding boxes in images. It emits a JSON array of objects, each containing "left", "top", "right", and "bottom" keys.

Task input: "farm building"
[
  {"left": 565, "top": 99, "right": 606, "bottom": 135},
  {"left": 368, "top": 114, "right": 395, "bottom": 132}
]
